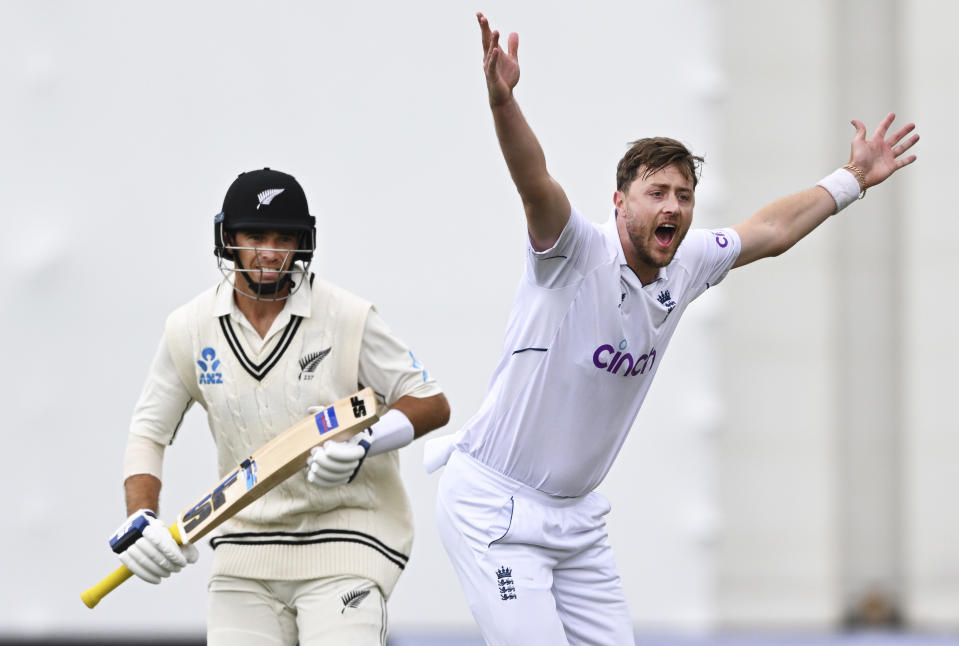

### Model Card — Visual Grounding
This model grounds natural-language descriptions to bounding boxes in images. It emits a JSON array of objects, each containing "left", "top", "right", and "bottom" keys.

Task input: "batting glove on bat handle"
[
  {"left": 108, "top": 509, "right": 199, "bottom": 584},
  {"left": 304, "top": 408, "right": 414, "bottom": 487},
  {"left": 80, "top": 512, "right": 196, "bottom": 609},
  {"left": 305, "top": 430, "right": 371, "bottom": 487}
]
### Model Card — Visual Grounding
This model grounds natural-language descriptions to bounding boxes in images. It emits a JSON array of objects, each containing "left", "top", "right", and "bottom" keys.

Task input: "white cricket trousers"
[
  {"left": 206, "top": 574, "right": 387, "bottom": 645},
  {"left": 436, "top": 451, "right": 634, "bottom": 646}
]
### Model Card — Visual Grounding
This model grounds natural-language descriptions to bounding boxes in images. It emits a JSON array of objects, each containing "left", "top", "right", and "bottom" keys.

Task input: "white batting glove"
[
  {"left": 304, "top": 407, "right": 415, "bottom": 487},
  {"left": 305, "top": 430, "right": 372, "bottom": 487},
  {"left": 109, "top": 509, "right": 199, "bottom": 584}
]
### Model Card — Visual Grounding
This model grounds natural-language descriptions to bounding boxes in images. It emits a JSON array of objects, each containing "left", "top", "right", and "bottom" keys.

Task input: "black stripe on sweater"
[
  {"left": 210, "top": 528, "right": 409, "bottom": 569},
  {"left": 218, "top": 314, "right": 303, "bottom": 381}
]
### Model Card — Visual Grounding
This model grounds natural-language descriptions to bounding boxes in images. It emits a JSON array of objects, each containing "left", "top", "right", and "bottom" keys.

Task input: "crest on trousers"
[
  {"left": 341, "top": 589, "right": 371, "bottom": 613},
  {"left": 496, "top": 566, "right": 517, "bottom": 601}
]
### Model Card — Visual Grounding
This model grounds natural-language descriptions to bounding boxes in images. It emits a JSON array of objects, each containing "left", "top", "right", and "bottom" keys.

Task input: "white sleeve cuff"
[
  {"left": 368, "top": 409, "right": 415, "bottom": 456},
  {"left": 816, "top": 168, "right": 862, "bottom": 213},
  {"left": 123, "top": 433, "right": 166, "bottom": 480}
]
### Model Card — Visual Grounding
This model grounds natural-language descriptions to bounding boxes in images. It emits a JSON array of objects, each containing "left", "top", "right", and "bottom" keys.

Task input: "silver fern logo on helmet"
[
  {"left": 214, "top": 169, "right": 316, "bottom": 302},
  {"left": 256, "top": 188, "right": 285, "bottom": 209}
]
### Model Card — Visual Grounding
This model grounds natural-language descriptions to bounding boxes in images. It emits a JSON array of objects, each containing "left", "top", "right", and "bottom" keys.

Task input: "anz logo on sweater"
[{"left": 197, "top": 347, "right": 223, "bottom": 385}]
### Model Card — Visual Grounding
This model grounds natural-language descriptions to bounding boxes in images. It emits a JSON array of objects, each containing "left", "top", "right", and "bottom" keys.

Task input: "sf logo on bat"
[
  {"left": 351, "top": 395, "right": 366, "bottom": 417},
  {"left": 182, "top": 458, "right": 257, "bottom": 533}
]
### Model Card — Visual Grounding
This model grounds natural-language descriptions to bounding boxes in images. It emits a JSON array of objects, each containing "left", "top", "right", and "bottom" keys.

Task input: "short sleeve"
[
  {"left": 677, "top": 227, "right": 742, "bottom": 300},
  {"left": 128, "top": 335, "right": 195, "bottom": 446},
  {"left": 526, "top": 207, "right": 603, "bottom": 289},
  {"left": 357, "top": 309, "right": 442, "bottom": 406}
]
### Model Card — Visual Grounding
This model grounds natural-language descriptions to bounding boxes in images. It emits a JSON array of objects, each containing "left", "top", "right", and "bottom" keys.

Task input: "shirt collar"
[{"left": 603, "top": 209, "right": 668, "bottom": 284}]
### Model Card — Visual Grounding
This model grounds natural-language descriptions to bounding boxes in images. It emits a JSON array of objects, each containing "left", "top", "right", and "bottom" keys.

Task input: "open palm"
[
  {"left": 478, "top": 12, "right": 520, "bottom": 107},
  {"left": 849, "top": 112, "right": 919, "bottom": 187}
]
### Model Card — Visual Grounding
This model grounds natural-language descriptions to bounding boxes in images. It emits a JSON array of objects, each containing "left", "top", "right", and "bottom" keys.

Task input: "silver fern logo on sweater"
[{"left": 298, "top": 348, "right": 331, "bottom": 380}]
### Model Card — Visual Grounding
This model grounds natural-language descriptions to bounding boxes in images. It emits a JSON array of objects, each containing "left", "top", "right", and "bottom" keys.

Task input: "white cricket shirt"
[{"left": 455, "top": 208, "right": 741, "bottom": 497}]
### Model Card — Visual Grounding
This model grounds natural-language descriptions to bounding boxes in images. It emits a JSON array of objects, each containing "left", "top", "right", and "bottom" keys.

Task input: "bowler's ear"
[{"left": 613, "top": 190, "right": 625, "bottom": 216}]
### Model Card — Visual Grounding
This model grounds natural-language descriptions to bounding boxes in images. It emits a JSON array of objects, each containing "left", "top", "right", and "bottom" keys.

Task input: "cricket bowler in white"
[
  {"left": 110, "top": 168, "right": 450, "bottom": 645},
  {"left": 424, "top": 12, "right": 920, "bottom": 646}
]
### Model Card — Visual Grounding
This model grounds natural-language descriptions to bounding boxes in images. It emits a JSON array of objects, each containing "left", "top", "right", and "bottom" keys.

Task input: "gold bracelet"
[{"left": 843, "top": 164, "right": 868, "bottom": 199}]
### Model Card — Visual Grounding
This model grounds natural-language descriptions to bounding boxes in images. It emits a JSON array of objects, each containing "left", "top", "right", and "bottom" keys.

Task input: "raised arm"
[
  {"left": 477, "top": 12, "right": 570, "bottom": 251},
  {"left": 731, "top": 112, "right": 919, "bottom": 268}
]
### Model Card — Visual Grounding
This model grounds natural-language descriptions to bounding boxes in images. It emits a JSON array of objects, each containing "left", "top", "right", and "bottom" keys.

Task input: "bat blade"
[{"left": 81, "top": 388, "right": 379, "bottom": 609}]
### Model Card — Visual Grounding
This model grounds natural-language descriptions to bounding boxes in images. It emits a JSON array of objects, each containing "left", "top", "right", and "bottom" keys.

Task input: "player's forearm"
[
  {"left": 733, "top": 186, "right": 836, "bottom": 267},
  {"left": 491, "top": 97, "right": 547, "bottom": 193},
  {"left": 491, "top": 98, "right": 570, "bottom": 247},
  {"left": 389, "top": 393, "right": 451, "bottom": 439},
  {"left": 124, "top": 473, "right": 161, "bottom": 516},
  {"left": 491, "top": 98, "right": 557, "bottom": 205},
  {"left": 764, "top": 186, "right": 837, "bottom": 250}
]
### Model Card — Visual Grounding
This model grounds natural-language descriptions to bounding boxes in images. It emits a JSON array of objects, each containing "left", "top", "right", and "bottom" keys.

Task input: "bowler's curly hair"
[{"left": 616, "top": 137, "right": 703, "bottom": 192}]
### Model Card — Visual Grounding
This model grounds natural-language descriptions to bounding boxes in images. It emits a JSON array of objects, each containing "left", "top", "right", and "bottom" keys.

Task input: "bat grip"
[
  {"left": 81, "top": 523, "right": 183, "bottom": 609},
  {"left": 80, "top": 564, "right": 134, "bottom": 609}
]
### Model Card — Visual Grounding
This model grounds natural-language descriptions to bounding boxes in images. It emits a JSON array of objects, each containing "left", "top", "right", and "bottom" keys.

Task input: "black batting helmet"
[{"left": 214, "top": 168, "right": 316, "bottom": 263}]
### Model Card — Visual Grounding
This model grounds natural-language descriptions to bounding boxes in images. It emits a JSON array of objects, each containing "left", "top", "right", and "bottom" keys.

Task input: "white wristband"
[
  {"left": 368, "top": 409, "right": 415, "bottom": 456},
  {"left": 817, "top": 167, "right": 862, "bottom": 213}
]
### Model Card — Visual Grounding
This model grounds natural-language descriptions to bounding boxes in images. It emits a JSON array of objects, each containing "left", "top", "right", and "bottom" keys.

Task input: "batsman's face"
[
  {"left": 614, "top": 164, "right": 694, "bottom": 283},
  {"left": 232, "top": 230, "right": 298, "bottom": 283}
]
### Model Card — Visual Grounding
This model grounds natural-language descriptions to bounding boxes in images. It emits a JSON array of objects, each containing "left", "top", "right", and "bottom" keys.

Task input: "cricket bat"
[{"left": 81, "top": 387, "right": 379, "bottom": 609}]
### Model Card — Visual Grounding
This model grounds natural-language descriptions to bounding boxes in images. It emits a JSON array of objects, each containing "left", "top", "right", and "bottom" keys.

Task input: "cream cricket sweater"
[{"left": 157, "top": 275, "right": 429, "bottom": 597}]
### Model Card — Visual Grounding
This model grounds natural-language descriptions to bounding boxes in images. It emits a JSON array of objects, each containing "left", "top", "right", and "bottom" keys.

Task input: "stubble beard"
[{"left": 624, "top": 209, "right": 689, "bottom": 271}]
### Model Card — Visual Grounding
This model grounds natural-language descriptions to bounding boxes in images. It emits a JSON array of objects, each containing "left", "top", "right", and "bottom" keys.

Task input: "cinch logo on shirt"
[
  {"left": 592, "top": 340, "right": 656, "bottom": 377},
  {"left": 712, "top": 230, "right": 729, "bottom": 248},
  {"left": 197, "top": 347, "right": 223, "bottom": 385}
]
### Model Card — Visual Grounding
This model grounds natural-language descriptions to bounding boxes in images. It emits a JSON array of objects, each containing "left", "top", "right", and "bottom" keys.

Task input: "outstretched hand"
[
  {"left": 478, "top": 12, "right": 519, "bottom": 107},
  {"left": 849, "top": 113, "right": 919, "bottom": 189}
]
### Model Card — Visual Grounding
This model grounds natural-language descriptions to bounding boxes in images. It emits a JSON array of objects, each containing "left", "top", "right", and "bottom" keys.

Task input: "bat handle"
[
  {"left": 80, "top": 564, "right": 134, "bottom": 608},
  {"left": 81, "top": 522, "right": 184, "bottom": 609}
]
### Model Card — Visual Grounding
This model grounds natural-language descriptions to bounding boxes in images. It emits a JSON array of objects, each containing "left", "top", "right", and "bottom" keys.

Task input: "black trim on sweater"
[
  {"left": 219, "top": 314, "right": 303, "bottom": 381},
  {"left": 210, "top": 528, "right": 409, "bottom": 570}
]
